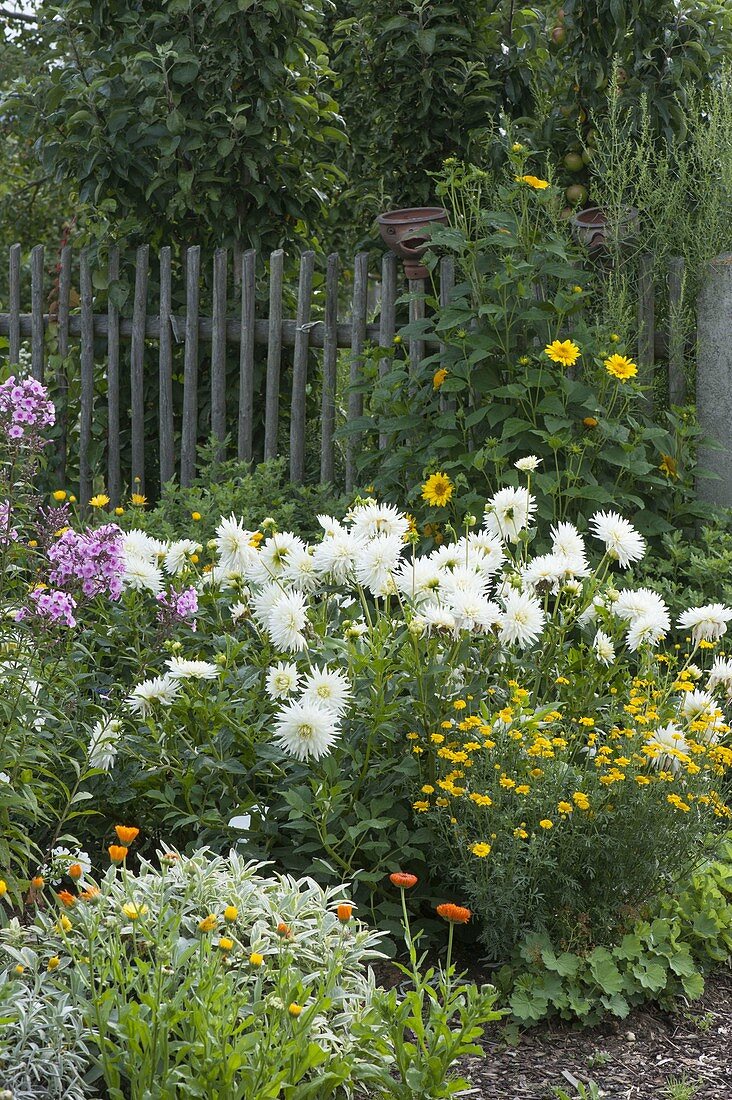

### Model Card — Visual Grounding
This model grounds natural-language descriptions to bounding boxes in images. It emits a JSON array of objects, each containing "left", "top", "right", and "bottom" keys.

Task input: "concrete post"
[{"left": 697, "top": 252, "right": 732, "bottom": 507}]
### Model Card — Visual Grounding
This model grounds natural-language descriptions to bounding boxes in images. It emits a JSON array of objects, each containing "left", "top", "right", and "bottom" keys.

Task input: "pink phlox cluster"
[
  {"left": 0, "top": 500, "right": 18, "bottom": 545},
  {"left": 48, "top": 523, "right": 124, "bottom": 600},
  {"left": 0, "top": 375, "right": 55, "bottom": 448},
  {"left": 156, "top": 585, "right": 199, "bottom": 630},
  {"left": 16, "top": 587, "right": 78, "bottom": 628}
]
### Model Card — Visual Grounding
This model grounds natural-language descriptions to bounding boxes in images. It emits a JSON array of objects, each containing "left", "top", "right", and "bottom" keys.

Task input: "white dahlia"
[
  {"left": 589, "top": 511, "right": 645, "bottom": 568},
  {"left": 273, "top": 700, "right": 339, "bottom": 761}
]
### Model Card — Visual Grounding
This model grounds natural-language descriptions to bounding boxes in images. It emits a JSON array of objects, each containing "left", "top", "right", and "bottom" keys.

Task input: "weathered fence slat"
[
  {"left": 408, "top": 277, "right": 426, "bottom": 388},
  {"left": 638, "top": 252, "right": 656, "bottom": 412},
  {"left": 378, "top": 253, "right": 397, "bottom": 450},
  {"left": 107, "top": 246, "right": 121, "bottom": 506},
  {"left": 668, "top": 256, "right": 686, "bottom": 408},
  {"left": 237, "top": 248, "right": 256, "bottom": 463},
  {"left": 79, "top": 252, "right": 94, "bottom": 509},
  {"left": 439, "top": 256, "right": 455, "bottom": 413},
  {"left": 158, "top": 247, "right": 174, "bottom": 486},
  {"left": 320, "top": 253, "right": 339, "bottom": 484},
  {"left": 30, "top": 245, "right": 44, "bottom": 381},
  {"left": 56, "top": 245, "right": 72, "bottom": 485},
  {"left": 345, "top": 252, "right": 369, "bottom": 493},
  {"left": 264, "top": 249, "right": 285, "bottom": 462},
  {"left": 8, "top": 244, "right": 20, "bottom": 365},
  {"left": 180, "top": 245, "right": 201, "bottom": 487},
  {"left": 289, "top": 251, "right": 315, "bottom": 484},
  {"left": 130, "top": 244, "right": 150, "bottom": 494},
  {"left": 211, "top": 247, "right": 228, "bottom": 455}
]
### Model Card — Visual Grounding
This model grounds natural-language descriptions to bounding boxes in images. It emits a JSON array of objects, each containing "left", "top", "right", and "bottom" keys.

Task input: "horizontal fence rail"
[{"left": 0, "top": 242, "right": 684, "bottom": 505}]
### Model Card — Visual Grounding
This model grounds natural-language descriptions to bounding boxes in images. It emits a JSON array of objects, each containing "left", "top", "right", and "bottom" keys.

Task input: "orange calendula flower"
[
  {"left": 80, "top": 886, "right": 101, "bottom": 902},
  {"left": 68, "top": 863, "right": 83, "bottom": 880},
  {"left": 57, "top": 890, "right": 77, "bottom": 907},
  {"left": 544, "top": 339, "right": 580, "bottom": 367},
  {"left": 115, "top": 826, "right": 140, "bottom": 845},
  {"left": 31, "top": 875, "right": 44, "bottom": 889},
  {"left": 389, "top": 872, "right": 418, "bottom": 889},
  {"left": 108, "top": 845, "right": 128, "bottom": 864},
  {"left": 583, "top": 416, "right": 598, "bottom": 428},
  {"left": 288, "top": 1002, "right": 303, "bottom": 1017},
  {"left": 277, "top": 921, "right": 292, "bottom": 938},
  {"left": 433, "top": 368, "right": 448, "bottom": 390},
  {"left": 337, "top": 903, "right": 353, "bottom": 923},
  {"left": 436, "top": 903, "right": 472, "bottom": 924}
]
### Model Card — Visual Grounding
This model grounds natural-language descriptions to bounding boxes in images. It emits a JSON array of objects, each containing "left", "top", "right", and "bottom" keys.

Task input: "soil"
[{"left": 461, "top": 967, "right": 732, "bottom": 1100}]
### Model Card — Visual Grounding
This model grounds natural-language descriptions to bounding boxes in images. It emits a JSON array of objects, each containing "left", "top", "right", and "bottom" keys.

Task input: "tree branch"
[{"left": 0, "top": 8, "right": 38, "bottom": 23}]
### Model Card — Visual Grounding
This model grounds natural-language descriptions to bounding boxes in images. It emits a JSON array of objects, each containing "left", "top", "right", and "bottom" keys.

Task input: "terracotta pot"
[
  {"left": 377, "top": 206, "right": 449, "bottom": 279},
  {"left": 570, "top": 205, "right": 639, "bottom": 256}
]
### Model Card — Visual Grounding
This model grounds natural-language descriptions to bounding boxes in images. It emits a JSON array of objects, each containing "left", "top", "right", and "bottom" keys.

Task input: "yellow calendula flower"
[
  {"left": 52, "top": 490, "right": 67, "bottom": 502},
  {"left": 433, "top": 367, "right": 448, "bottom": 390},
  {"left": 421, "top": 472, "right": 454, "bottom": 508},
  {"left": 604, "top": 354, "right": 638, "bottom": 382},
  {"left": 130, "top": 493, "right": 147, "bottom": 507},
  {"left": 659, "top": 454, "right": 679, "bottom": 479},
  {"left": 539, "top": 819, "right": 554, "bottom": 829},
  {"left": 122, "top": 901, "right": 149, "bottom": 921},
  {"left": 470, "top": 842, "right": 492, "bottom": 857},
  {"left": 558, "top": 801, "right": 573, "bottom": 815},
  {"left": 249, "top": 531, "right": 264, "bottom": 547},
  {"left": 249, "top": 952, "right": 264, "bottom": 967},
  {"left": 412, "top": 800, "right": 430, "bottom": 812},
  {"left": 218, "top": 936, "right": 234, "bottom": 952},
  {"left": 56, "top": 915, "right": 72, "bottom": 933},
  {"left": 191, "top": 511, "right": 202, "bottom": 521},
  {"left": 89, "top": 494, "right": 110, "bottom": 508},
  {"left": 224, "top": 905, "right": 238, "bottom": 922},
  {"left": 47, "top": 956, "right": 61, "bottom": 971},
  {"left": 516, "top": 174, "right": 550, "bottom": 190},
  {"left": 114, "top": 507, "right": 125, "bottom": 516},
  {"left": 288, "top": 1002, "right": 303, "bottom": 1017},
  {"left": 198, "top": 914, "right": 217, "bottom": 933},
  {"left": 514, "top": 827, "right": 529, "bottom": 839},
  {"left": 544, "top": 339, "right": 580, "bottom": 367}
]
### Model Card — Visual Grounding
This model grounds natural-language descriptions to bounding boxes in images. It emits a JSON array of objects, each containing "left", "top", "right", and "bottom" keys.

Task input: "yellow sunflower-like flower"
[
  {"left": 516, "top": 174, "right": 550, "bottom": 190},
  {"left": 89, "top": 494, "right": 110, "bottom": 508},
  {"left": 604, "top": 354, "right": 638, "bottom": 381},
  {"left": 659, "top": 454, "right": 679, "bottom": 479},
  {"left": 433, "top": 367, "right": 448, "bottom": 390},
  {"left": 544, "top": 339, "right": 580, "bottom": 367},
  {"left": 130, "top": 493, "right": 147, "bottom": 507},
  {"left": 470, "top": 842, "right": 492, "bottom": 857},
  {"left": 421, "top": 472, "right": 454, "bottom": 508}
]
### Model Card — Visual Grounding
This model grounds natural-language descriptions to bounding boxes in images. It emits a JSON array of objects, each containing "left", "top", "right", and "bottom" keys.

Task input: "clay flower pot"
[
  {"left": 570, "top": 205, "right": 639, "bottom": 258},
  {"left": 377, "top": 206, "right": 449, "bottom": 279}
]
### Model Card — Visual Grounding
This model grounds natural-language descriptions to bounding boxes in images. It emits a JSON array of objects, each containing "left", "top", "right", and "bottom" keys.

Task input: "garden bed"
[{"left": 462, "top": 968, "right": 732, "bottom": 1099}]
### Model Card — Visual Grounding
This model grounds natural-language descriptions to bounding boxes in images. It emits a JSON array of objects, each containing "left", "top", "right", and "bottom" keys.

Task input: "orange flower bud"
[
  {"left": 57, "top": 890, "right": 76, "bottom": 907},
  {"left": 336, "top": 903, "right": 353, "bottom": 923},
  {"left": 115, "top": 826, "right": 140, "bottom": 845},
  {"left": 389, "top": 872, "right": 418, "bottom": 889},
  {"left": 108, "top": 845, "right": 128, "bottom": 864},
  {"left": 68, "top": 863, "right": 83, "bottom": 880}
]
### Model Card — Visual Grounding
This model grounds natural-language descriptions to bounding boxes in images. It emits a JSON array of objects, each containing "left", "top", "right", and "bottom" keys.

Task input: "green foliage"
[
  {"left": 21, "top": 0, "right": 344, "bottom": 251},
  {"left": 499, "top": 834, "right": 732, "bottom": 1025},
  {"left": 352, "top": 152, "right": 703, "bottom": 538},
  {"left": 627, "top": 516, "right": 732, "bottom": 618},
  {"left": 124, "top": 454, "right": 349, "bottom": 544},
  {"left": 327, "top": 1, "right": 547, "bottom": 241}
]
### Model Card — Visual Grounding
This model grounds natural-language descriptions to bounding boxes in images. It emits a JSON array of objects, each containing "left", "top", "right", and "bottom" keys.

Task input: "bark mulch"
[{"left": 461, "top": 967, "right": 732, "bottom": 1100}]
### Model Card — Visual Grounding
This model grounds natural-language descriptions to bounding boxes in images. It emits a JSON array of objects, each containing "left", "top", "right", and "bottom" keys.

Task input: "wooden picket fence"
[{"left": 0, "top": 242, "right": 687, "bottom": 505}]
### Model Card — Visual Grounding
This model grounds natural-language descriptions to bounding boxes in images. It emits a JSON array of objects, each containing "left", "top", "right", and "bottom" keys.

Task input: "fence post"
[
  {"left": 159, "top": 246, "right": 175, "bottom": 485},
  {"left": 668, "top": 257, "right": 686, "bottom": 408},
  {"left": 264, "top": 249, "right": 284, "bottom": 461},
  {"left": 130, "top": 245, "right": 149, "bottom": 495},
  {"left": 30, "top": 245, "right": 44, "bottom": 381},
  {"left": 56, "top": 245, "right": 72, "bottom": 486},
  {"left": 237, "top": 249, "right": 256, "bottom": 463},
  {"left": 697, "top": 252, "right": 732, "bottom": 507},
  {"left": 79, "top": 252, "right": 94, "bottom": 511},
  {"left": 320, "top": 253, "right": 339, "bottom": 484},
  {"left": 345, "top": 252, "right": 368, "bottom": 493},
  {"left": 180, "top": 245, "right": 201, "bottom": 487},
  {"left": 211, "top": 247, "right": 228, "bottom": 458},
  {"left": 289, "top": 251, "right": 315, "bottom": 484},
  {"left": 378, "top": 253, "right": 397, "bottom": 450},
  {"left": 107, "top": 246, "right": 121, "bottom": 506}
]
